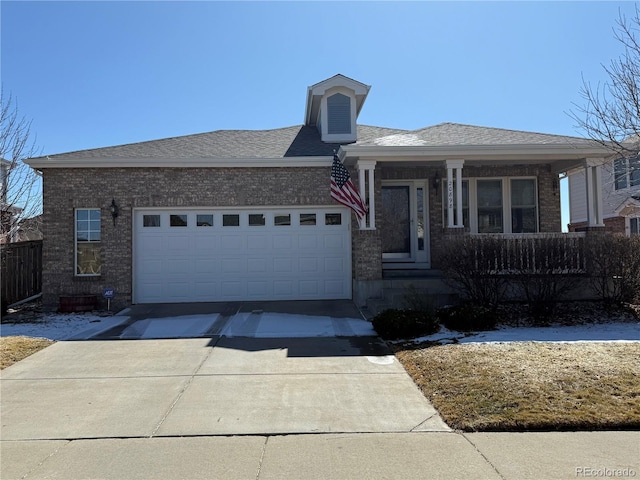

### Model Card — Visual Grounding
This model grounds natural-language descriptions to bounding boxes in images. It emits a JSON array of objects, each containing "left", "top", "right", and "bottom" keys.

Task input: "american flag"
[{"left": 330, "top": 154, "right": 368, "bottom": 220}]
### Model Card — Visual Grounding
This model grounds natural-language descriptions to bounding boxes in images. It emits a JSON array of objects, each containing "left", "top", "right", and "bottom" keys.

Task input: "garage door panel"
[
  {"left": 247, "top": 281, "right": 270, "bottom": 296},
  {"left": 299, "top": 280, "right": 319, "bottom": 295},
  {"left": 273, "top": 280, "right": 294, "bottom": 296},
  {"left": 221, "top": 281, "right": 243, "bottom": 297},
  {"left": 167, "top": 258, "right": 193, "bottom": 274},
  {"left": 247, "top": 258, "right": 268, "bottom": 273},
  {"left": 272, "top": 235, "right": 292, "bottom": 249},
  {"left": 324, "top": 234, "right": 345, "bottom": 249},
  {"left": 273, "top": 257, "right": 293, "bottom": 273},
  {"left": 167, "top": 236, "right": 191, "bottom": 251},
  {"left": 220, "top": 235, "right": 245, "bottom": 250},
  {"left": 298, "top": 235, "right": 319, "bottom": 249},
  {"left": 134, "top": 208, "right": 350, "bottom": 303},
  {"left": 194, "top": 259, "right": 217, "bottom": 273},
  {"left": 299, "top": 257, "right": 319, "bottom": 272},
  {"left": 325, "top": 257, "right": 346, "bottom": 273},
  {"left": 247, "top": 235, "right": 268, "bottom": 250},
  {"left": 221, "top": 258, "right": 246, "bottom": 274}
]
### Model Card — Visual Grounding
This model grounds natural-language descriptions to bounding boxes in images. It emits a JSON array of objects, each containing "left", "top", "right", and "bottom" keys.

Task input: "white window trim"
[
  {"left": 319, "top": 86, "right": 357, "bottom": 143},
  {"left": 75, "top": 208, "right": 101, "bottom": 277},
  {"left": 614, "top": 156, "right": 640, "bottom": 191},
  {"left": 444, "top": 177, "right": 539, "bottom": 234}
]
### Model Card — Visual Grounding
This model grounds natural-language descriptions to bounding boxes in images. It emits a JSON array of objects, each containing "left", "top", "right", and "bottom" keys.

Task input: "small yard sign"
[{"left": 102, "top": 287, "right": 116, "bottom": 310}]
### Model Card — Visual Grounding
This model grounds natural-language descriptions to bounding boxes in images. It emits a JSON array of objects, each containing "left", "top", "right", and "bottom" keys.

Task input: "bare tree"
[
  {"left": 571, "top": 7, "right": 640, "bottom": 156},
  {"left": 0, "top": 89, "right": 41, "bottom": 243}
]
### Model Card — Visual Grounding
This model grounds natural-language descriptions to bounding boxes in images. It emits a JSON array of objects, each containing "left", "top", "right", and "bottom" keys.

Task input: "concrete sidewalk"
[{"left": 3, "top": 432, "right": 638, "bottom": 479}]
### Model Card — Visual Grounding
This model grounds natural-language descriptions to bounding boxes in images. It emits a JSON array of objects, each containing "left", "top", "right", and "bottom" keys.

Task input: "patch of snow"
[
  {"left": 0, "top": 313, "right": 128, "bottom": 341},
  {"left": 119, "top": 314, "right": 219, "bottom": 339},
  {"left": 406, "top": 321, "right": 640, "bottom": 345}
]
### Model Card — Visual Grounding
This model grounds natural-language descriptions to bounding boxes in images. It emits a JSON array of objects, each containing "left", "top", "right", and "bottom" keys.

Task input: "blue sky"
[{"left": 1, "top": 1, "right": 636, "bottom": 227}]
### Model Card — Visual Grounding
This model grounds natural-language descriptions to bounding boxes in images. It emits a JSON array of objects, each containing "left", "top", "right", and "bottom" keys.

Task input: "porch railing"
[{"left": 463, "top": 233, "right": 587, "bottom": 275}]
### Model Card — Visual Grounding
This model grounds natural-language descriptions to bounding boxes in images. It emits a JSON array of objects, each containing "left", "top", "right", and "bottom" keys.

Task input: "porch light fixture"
[
  {"left": 432, "top": 171, "right": 441, "bottom": 193},
  {"left": 110, "top": 199, "right": 119, "bottom": 226}
]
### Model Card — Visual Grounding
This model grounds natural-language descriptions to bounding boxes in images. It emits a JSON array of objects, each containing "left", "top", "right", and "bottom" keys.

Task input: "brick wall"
[
  {"left": 568, "top": 216, "right": 626, "bottom": 234},
  {"left": 42, "top": 166, "right": 359, "bottom": 309}
]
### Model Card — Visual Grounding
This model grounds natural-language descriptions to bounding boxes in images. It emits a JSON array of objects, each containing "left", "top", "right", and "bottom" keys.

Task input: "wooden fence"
[{"left": 1, "top": 240, "right": 43, "bottom": 309}]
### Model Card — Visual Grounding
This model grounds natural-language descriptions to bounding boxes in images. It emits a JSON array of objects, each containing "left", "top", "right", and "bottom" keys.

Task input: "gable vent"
[{"left": 327, "top": 93, "right": 351, "bottom": 134}]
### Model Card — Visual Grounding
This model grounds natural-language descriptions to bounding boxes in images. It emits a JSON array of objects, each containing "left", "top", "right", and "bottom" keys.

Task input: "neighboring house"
[
  {"left": 25, "top": 74, "right": 611, "bottom": 310},
  {"left": 567, "top": 153, "right": 640, "bottom": 235},
  {"left": 16, "top": 214, "right": 43, "bottom": 242}
]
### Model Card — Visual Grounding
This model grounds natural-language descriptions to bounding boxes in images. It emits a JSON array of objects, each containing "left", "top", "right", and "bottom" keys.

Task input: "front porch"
[{"left": 356, "top": 232, "right": 590, "bottom": 316}]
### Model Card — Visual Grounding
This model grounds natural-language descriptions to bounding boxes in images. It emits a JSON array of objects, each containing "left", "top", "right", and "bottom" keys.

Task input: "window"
[
  {"left": 614, "top": 155, "right": 640, "bottom": 190},
  {"left": 170, "top": 214, "right": 188, "bottom": 227},
  {"left": 196, "top": 214, "right": 213, "bottom": 227},
  {"left": 325, "top": 213, "right": 342, "bottom": 225},
  {"left": 76, "top": 209, "right": 101, "bottom": 276},
  {"left": 615, "top": 158, "right": 628, "bottom": 190},
  {"left": 631, "top": 218, "right": 639, "bottom": 236},
  {"left": 300, "top": 213, "right": 316, "bottom": 225},
  {"left": 510, "top": 179, "right": 537, "bottom": 233},
  {"left": 223, "top": 214, "right": 240, "bottom": 226},
  {"left": 249, "top": 214, "right": 266, "bottom": 226},
  {"left": 477, "top": 180, "right": 504, "bottom": 233},
  {"left": 274, "top": 214, "right": 291, "bottom": 226},
  {"left": 442, "top": 177, "right": 539, "bottom": 234},
  {"left": 143, "top": 215, "right": 160, "bottom": 227}
]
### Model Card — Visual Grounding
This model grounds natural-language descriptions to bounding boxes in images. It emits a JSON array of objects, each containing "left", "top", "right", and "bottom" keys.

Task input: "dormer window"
[
  {"left": 304, "top": 74, "right": 370, "bottom": 144},
  {"left": 327, "top": 93, "right": 351, "bottom": 134}
]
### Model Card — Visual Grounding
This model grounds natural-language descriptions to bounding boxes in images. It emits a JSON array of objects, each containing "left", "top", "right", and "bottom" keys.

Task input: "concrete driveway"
[
  {"left": 1, "top": 300, "right": 448, "bottom": 441},
  {"left": 3, "top": 301, "right": 639, "bottom": 479}
]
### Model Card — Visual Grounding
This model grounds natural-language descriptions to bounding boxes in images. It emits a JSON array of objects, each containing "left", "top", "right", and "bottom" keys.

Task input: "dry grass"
[
  {"left": 395, "top": 341, "right": 640, "bottom": 431},
  {"left": 0, "top": 336, "right": 54, "bottom": 369}
]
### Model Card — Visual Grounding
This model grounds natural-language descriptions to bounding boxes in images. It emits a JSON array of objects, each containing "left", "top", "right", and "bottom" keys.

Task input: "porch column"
[
  {"left": 585, "top": 159, "right": 605, "bottom": 227},
  {"left": 357, "top": 160, "right": 377, "bottom": 229},
  {"left": 445, "top": 159, "right": 465, "bottom": 229}
]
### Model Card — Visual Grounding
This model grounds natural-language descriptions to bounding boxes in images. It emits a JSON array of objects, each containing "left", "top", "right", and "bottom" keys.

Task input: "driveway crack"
[
  {"left": 461, "top": 433, "right": 506, "bottom": 480},
  {"left": 149, "top": 339, "right": 218, "bottom": 438},
  {"left": 255, "top": 436, "right": 269, "bottom": 480}
]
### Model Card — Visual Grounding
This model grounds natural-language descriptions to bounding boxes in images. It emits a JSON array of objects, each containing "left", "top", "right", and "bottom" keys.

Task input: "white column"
[
  {"left": 446, "top": 159, "right": 465, "bottom": 228},
  {"left": 446, "top": 166, "right": 454, "bottom": 228},
  {"left": 357, "top": 160, "right": 377, "bottom": 229},
  {"left": 585, "top": 159, "right": 605, "bottom": 227}
]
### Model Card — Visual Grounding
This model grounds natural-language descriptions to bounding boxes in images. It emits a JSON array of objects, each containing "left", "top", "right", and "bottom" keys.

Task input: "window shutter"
[{"left": 327, "top": 93, "right": 351, "bottom": 134}]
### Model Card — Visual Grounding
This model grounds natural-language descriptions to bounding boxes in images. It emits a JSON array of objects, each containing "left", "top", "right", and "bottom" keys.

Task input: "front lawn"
[
  {"left": 395, "top": 341, "right": 640, "bottom": 431},
  {"left": 0, "top": 336, "right": 54, "bottom": 369}
]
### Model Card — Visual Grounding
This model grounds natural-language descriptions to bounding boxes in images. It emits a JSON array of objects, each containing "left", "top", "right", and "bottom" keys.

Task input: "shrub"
[
  {"left": 439, "top": 236, "right": 510, "bottom": 310},
  {"left": 510, "top": 236, "right": 585, "bottom": 319},
  {"left": 372, "top": 309, "right": 440, "bottom": 340},
  {"left": 586, "top": 234, "right": 640, "bottom": 304},
  {"left": 436, "top": 303, "right": 498, "bottom": 332}
]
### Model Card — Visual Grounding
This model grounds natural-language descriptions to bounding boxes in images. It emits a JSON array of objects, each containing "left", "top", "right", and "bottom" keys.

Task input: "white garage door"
[{"left": 133, "top": 208, "right": 351, "bottom": 303}]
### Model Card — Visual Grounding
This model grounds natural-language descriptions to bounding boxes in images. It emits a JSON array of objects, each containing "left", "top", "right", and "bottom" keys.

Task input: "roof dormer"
[{"left": 304, "top": 74, "right": 371, "bottom": 144}]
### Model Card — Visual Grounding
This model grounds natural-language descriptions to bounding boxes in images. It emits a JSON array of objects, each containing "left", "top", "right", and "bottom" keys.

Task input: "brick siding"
[
  {"left": 41, "top": 163, "right": 562, "bottom": 309},
  {"left": 568, "top": 216, "right": 626, "bottom": 234}
]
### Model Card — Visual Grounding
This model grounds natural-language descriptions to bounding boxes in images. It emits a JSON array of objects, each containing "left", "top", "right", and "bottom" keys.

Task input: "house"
[
  {"left": 567, "top": 153, "right": 640, "bottom": 235},
  {"left": 25, "top": 74, "right": 612, "bottom": 311}
]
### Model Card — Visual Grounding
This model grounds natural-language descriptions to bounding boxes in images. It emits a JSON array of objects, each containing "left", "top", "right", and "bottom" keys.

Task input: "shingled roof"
[
  {"left": 354, "top": 122, "right": 598, "bottom": 148},
  {"left": 35, "top": 125, "right": 408, "bottom": 160}
]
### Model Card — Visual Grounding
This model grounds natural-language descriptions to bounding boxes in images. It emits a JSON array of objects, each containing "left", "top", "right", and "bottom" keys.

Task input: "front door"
[{"left": 381, "top": 181, "right": 430, "bottom": 269}]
